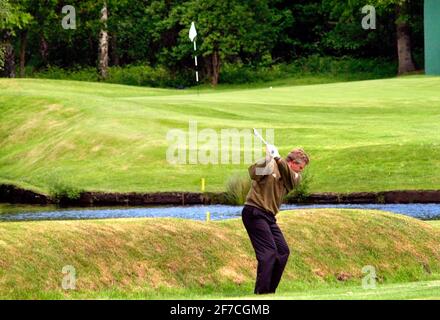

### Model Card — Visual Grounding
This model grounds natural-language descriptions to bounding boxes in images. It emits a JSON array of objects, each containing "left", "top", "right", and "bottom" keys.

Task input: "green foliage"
[
  {"left": 0, "top": 0, "right": 32, "bottom": 32},
  {"left": 0, "top": 0, "right": 32, "bottom": 72},
  {"left": 32, "top": 64, "right": 194, "bottom": 88},
  {"left": 48, "top": 175, "right": 82, "bottom": 203},
  {"left": 0, "top": 0, "right": 10, "bottom": 21},
  {"left": 29, "top": 56, "right": 396, "bottom": 87},
  {"left": 32, "top": 65, "right": 99, "bottom": 81},
  {"left": 286, "top": 169, "right": 312, "bottom": 203},
  {"left": 224, "top": 173, "right": 251, "bottom": 205},
  {"left": 321, "top": 0, "right": 422, "bottom": 60},
  {"left": 224, "top": 164, "right": 313, "bottom": 206},
  {"left": 220, "top": 56, "right": 396, "bottom": 84},
  {"left": 1, "top": 0, "right": 424, "bottom": 82},
  {"left": 107, "top": 65, "right": 193, "bottom": 88},
  {"left": 144, "top": 0, "right": 287, "bottom": 83},
  {"left": 182, "top": 0, "right": 280, "bottom": 57},
  {"left": 0, "top": 0, "right": 9, "bottom": 69}
]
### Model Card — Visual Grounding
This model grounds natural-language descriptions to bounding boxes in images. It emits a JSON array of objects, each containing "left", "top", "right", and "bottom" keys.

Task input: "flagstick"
[
  {"left": 193, "top": 40, "right": 199, "bottom": 96},
  {"left": 189, "top": 22, "right": 199, "bottom": 96}
]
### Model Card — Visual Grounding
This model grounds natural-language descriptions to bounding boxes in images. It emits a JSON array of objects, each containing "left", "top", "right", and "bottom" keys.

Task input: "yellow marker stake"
[
  {"left": 206, "top": 211, "right": 211, "bottom": 222},
  {"left": 201, "top": 178, "right": 205, "bottom": 192}
]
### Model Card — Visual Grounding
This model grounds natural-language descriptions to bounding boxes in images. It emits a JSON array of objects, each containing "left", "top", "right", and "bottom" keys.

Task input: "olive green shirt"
[{"left": 244, "top": 158, "right": 301, "bottom": 216}]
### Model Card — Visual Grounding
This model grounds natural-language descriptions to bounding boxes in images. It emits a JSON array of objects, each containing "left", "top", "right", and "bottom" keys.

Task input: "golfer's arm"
[
  {"left": 276, "top": 158, "right": 301, "bottom": 191},
  {"left": 248, "top": 160, "right": 266, "bottom": 181}
]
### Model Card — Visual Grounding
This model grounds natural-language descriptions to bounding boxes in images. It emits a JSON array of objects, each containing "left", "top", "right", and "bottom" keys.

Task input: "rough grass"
[
  {"left": 0, "top": 209, "right": 439, "bottom": 299},
  {"left": 428, "top": 220, "right": 440, "bottom": 229},
  {"left": 1, "top": 76, "right": 440, "bottom": 194},
  {"left": 216, "top": 280, "right": 440, "bottom": 300}
]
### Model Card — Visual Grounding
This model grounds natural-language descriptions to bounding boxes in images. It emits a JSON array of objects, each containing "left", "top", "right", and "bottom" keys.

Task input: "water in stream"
[{"left": 1, "top": 203, "right": 440, "bottom": 221}]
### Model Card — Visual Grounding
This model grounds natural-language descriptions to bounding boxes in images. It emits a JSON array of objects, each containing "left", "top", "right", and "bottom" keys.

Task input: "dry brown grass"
[{"left": 0, "top": 209, "right": 439, "bottom": 298}]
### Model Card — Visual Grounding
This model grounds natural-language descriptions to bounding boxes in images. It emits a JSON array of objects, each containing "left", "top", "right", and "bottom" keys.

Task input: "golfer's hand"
[{"left": 266, "top": 144, "right": 281, "bottom": 160}]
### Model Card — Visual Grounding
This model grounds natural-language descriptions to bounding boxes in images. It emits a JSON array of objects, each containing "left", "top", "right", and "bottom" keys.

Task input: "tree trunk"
[
  {"left": 111, "top": 33, "right": 119, "bottom": 66},
  {"left": 211, "top": 50, "right": 220, "bottom": 86},
  {"left": 19, "top": 30, "right": 28, "bottom": 78},
  {"left": 204, "top": 55, "right": 212, "bottom": 81},
  {"left": 2, "top": 33, "right": 15, "bottom": 78},
  {"left": 39, "top": 36, "right": 49, "bottom": 66},
  {"left": 88, "top": 36, "right": 94, "bottom": 65},
  {"left": 98, "top": 0, "right": 109, "bottom": 79},
  {"left": 396, "top": 3, "right": 416, "bottom": 75}
]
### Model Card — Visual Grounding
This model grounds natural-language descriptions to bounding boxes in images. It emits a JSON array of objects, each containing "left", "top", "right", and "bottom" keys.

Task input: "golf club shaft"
[{"left": 253, "top": 128, "right": 268, "bottom": 146}]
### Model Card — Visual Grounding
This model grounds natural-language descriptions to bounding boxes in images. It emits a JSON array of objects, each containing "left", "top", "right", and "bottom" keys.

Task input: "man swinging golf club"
[{"left": 242, "top": 130, "right": 310, "bottom": 294}]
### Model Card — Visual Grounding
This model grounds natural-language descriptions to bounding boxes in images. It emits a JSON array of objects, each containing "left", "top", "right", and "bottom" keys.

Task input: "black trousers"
[{"left": 241, "top": 205, "right": 290, "bottom": 294}]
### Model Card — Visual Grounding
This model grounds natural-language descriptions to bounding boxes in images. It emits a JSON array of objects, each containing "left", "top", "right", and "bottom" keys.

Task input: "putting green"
[{"left": 0, "top": 76, "right": 439, "bottom": 194}]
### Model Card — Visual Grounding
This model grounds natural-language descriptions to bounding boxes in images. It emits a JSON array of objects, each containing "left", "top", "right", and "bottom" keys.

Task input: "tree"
[
  {"left": 105, "top": 0, "right": 147, "bottom": 66},
  {"left": 98, "top": 0, "right": 109, "bottom": 79},
  {"left": 0, "top": 0, "right": 10, "bottom": 70},
  {"left": 1, "top": 0, "right": 424, "bottom": 83},
  {"left": 0, "top": 0, "right": 32, "bottom": 77},
  {"left": 394, "top": 0, "right": 416, "bottom": 74},
  {"left": 26, "top": 0, "right": 58, "bottom": 70},
  {"left": 323, "top": 0, "right": 418, "bottom": 74},
  {"left": 6, "top": 0, "right": 60, "bottom": 77},
  {"left": 161, "top": 0, "right": 282, "bottom": 86},
  {"left": 271, "top": 0, "right": 326, "bottom": 61},
  {"left": 0, "top": 0, "right": 8, "bottom": 16}
]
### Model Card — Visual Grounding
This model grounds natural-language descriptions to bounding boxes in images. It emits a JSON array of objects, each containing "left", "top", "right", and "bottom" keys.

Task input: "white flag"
[{"left": 189, "top": 21, "right": 197, "bottom": 42}]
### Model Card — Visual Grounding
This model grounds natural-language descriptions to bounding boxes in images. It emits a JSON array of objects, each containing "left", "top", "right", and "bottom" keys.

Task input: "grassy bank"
[
  {"left": 0, "top": 209, "right": 439, "bottom": 299},
  {"left": 1, "top": 76, "right": 440, "bottom": 194}
]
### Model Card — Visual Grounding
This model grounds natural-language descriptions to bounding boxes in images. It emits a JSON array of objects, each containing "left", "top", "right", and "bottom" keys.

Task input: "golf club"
[
  {"left": 253, "top": 128, "right": 281, "bottom": 159},
  {"left": 253, "top": 128, "right": 268, "bottom": 146}
]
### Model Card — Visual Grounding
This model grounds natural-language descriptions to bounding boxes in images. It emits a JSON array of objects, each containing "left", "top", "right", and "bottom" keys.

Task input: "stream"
[{"left": 1, "top": 203, "right": 440, "bottom": 221}]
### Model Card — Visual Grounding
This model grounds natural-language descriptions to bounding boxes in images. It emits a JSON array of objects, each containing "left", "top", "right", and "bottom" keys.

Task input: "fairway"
[{"left": 1, "top": 77, "right": 440, "bottom": 194}]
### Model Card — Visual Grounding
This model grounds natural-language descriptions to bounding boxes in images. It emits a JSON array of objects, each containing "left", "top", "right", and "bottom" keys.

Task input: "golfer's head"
[{"left": 286, "top": 148, "right": 309, "bottom": 173}]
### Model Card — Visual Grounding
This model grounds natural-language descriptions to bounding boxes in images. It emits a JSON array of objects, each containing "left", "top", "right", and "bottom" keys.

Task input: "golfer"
[{"left": 242, "top": 146, "right": 309, "bottom": 294}]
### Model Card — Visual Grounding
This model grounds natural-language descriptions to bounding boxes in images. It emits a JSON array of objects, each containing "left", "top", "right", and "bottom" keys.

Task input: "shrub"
[
  {"left": 32, "top": 64, "right": 194, "bottom": 88},
  {"left": 219, "top": 56, "right": 396, "bottom": 84},
  {"left": 48, "top": 175, "right": 82, "bottom": 203},
  {"left": 29, "top": 56, "right": 397, "bottom": 88},
  {"left": 286, "top": 169, "right": 312, "bottom": 203},
  {"left": 106, "top": 64, "right": 193, "bottom": 88},
  {"left": 224, "top": 173, "right": 251, "bottom": 205},
  {"left": 33, "top": 65, "right": 98, "bottom": 82}
]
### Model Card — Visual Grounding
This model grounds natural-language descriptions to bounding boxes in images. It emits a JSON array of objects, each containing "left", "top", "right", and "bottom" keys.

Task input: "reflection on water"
[{"left": 0, "top": 203, "right": 440, "bottom": 222}]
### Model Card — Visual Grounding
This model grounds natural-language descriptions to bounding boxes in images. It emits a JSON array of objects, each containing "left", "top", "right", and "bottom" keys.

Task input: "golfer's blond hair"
[{"left": 286, "top": 148, "right": 310, "bottom": 165}]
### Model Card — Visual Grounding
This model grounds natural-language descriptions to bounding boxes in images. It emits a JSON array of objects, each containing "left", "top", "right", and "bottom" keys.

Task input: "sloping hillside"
[{"left": 1, "top": 77, "right": 440, "bottom": 193}]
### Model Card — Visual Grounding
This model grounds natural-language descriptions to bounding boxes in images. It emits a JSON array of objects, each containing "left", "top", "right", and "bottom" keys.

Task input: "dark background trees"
[{"left": 0, "top": 0, "right": 424, "bottom": 85}]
